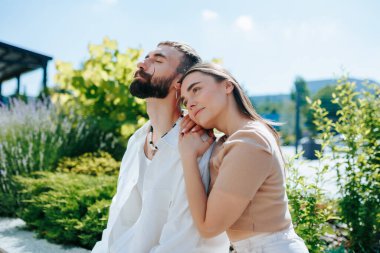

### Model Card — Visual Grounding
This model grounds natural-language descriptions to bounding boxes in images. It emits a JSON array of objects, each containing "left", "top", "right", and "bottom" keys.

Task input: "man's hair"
[{"left": 157, "top": 41, "right": 202, "bottom": 74}]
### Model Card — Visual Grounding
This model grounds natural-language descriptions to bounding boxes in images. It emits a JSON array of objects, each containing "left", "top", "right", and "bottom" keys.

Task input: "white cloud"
[
  {"left": 202, "top": 10, "right": 218, "bottom": 21},
  {"left": 235, "top": 15, "right": 253, "bottom": 32}
]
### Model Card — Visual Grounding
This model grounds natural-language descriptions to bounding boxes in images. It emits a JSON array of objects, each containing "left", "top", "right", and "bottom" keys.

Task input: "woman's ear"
[{"left": 224, "top": 80, "right": 234, "bottom": 94}]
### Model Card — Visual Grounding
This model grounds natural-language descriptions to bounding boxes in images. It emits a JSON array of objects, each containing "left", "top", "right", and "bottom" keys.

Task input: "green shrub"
[
  {"left": 309, "top": 79, "right": 380, "bottom": 252},
  {"left": 286, "top": 153, "right": 332, "bottom": 252},
  {"left": 57, "top": 151, "right": 120, "bottom": 176},
  {"left": 0, "top": 99, "right": 106, "bottom": 216},
  {"left": 16, "top": 171, "right": 116, "bottom": 249}
]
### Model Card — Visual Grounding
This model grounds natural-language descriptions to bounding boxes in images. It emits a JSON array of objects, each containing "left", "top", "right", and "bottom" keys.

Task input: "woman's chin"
[{"left": 197, "top": 119, "right": 212, "bottom": 130}]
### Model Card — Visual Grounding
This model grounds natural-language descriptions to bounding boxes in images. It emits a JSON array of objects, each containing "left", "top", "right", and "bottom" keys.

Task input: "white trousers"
[{"left": 231, "top": 227, "right": 309, "bottom": 253}]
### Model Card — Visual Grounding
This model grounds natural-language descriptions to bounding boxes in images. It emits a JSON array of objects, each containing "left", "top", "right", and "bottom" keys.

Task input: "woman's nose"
[{"left": 189, "top": 102, "right": 196, "bottom": 110}]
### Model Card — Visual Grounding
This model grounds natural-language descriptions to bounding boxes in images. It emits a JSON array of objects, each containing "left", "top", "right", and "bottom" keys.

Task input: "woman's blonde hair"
[{"left": 179, "top": 62, "right": 282, "bottom": 147}]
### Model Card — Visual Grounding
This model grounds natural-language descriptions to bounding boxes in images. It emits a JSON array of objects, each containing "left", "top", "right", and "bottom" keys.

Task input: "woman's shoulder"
[{"left": 224, "top": 121, "right": 276, "bottom": 154}]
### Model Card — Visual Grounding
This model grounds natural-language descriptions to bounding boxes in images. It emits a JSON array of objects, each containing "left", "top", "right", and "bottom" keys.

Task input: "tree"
[
  {"left": 291, "top": 76, "right": 310, "bottom": 153},
  {"left": 305, "top": 85, "right": 340, "bottom": 135},
  {"left": 54, "top": 37, "right": 147, "bottom": 159}
]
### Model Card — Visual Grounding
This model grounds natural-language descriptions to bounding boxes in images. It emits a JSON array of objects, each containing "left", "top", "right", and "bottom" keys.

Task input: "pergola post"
[
  {"left": 16, "top": 75, "right": 21, "bottom": 95},
  {"left": 0, "top": 81, "right": 3, "bottom": 104},
  {"left": 42, "top": 62, "right": 47, "bottom": 90}
]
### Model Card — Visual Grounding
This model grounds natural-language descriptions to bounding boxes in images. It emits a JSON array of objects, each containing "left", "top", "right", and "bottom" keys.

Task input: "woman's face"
[{"left": 180, "top": 71, "right": 229, "bottom": 129}]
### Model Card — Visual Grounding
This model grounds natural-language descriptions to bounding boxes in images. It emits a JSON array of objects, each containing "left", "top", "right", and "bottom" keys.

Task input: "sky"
[{"left": 1, "top": 0, "right": 379, "bottom": 96}]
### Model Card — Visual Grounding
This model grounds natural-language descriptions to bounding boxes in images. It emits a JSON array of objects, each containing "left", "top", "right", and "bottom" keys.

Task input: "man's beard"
[{"left": 129, "top": 69, "right": 177, "bottom": 99}]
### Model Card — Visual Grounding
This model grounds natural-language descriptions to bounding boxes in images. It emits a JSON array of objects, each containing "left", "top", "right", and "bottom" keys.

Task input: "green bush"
[
  {"left": 57, "top": 151, "right": 120, "bottom": 176},
  {"left": 0, "top": 99, "right": 106, "bottom": 216},
  {"left": 309, "top": 79, "right": 380, "bottom": 252},
  {"left": 286, "top": 153, "right": 332, "bottom": 252},
  {"left": 16, "top": 171, "right": 116, "bottom": 249}
]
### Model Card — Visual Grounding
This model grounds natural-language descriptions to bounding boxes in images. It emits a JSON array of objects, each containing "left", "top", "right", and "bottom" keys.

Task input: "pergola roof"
[{"left": 0, "top": 41, "right": 52, "bottom": 83}]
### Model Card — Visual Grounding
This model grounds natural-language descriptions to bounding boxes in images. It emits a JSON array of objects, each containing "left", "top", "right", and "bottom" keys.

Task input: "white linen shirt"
[{"left": 92, "top": 120, "right": 230, "bottom": 253}]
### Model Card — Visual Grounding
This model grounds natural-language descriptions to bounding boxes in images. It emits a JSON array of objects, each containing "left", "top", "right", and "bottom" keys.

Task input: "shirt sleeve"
[
  {"left": 212, "top": 133, "right": 274, "bottom": 200},
  {"left": 91, "top": 133, "right": 140, "bottom": 253}
]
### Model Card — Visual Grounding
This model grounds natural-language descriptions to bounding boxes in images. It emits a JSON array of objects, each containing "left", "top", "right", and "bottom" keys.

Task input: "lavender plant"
[{"left": 0, "top": 99, "right": 107, "bottom": 215}]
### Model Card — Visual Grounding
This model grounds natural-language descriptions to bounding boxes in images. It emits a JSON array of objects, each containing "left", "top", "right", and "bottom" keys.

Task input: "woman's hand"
[
  {"left": 180, "top": 114, "right": 202, "bottom": 134},
  {"left": 179, "top": 129, "right": 215, "bottom": 160}
]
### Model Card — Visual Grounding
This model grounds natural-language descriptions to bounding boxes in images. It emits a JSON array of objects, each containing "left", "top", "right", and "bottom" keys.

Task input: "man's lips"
[
  {"left": 134, "top": 69, "right": 152, "bottom": 80},
  {"left": 194, "top": 108, "right": 205, "bottom": 117},
  {"left": 134, "top": 72, "right": 145, "bottom": 80}
]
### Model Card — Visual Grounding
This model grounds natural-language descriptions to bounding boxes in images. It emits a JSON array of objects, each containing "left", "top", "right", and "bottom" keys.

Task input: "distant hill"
[
  {"left": 250, "top": 77, "right": 379, "bottom": 103},
  {"left": 250, "top": 94, "right": 289, "bottom": 105},
  {"left": 306, "top": 78, "right": 378, "bottom": 95}
]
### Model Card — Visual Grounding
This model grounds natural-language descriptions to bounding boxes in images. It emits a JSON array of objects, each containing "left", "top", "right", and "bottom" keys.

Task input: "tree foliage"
[
  {"left": 306, "top": 85, "right": 341, "bottom": 135},
  {"left": 54, "top": 37, "right": 147, "bottom": 158}
]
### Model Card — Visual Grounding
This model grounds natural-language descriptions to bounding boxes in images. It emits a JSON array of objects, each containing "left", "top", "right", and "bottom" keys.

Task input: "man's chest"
[{"left": 139, "top": 150, "right": 182, "bottom": 207}]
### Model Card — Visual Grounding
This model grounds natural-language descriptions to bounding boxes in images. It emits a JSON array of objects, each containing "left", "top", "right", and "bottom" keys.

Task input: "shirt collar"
[{"left": 156, "top": 117, "right": 182, "bottom": 150}]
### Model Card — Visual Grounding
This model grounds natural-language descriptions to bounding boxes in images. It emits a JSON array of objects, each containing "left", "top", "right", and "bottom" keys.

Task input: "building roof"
[{"left": 0, "top": 41, "right": 52, "bottom": 83}]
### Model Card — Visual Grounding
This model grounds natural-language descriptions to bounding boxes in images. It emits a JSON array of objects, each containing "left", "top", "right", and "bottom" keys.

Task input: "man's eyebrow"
[
  {"left": 145, "top": 53, "right": 167, "bottom": 59},
  {"left": 186, "top": 82, "right": 201, "bottom": 92},
  {"left": 154, "top": 53, "right": 167, "bottom": 59}
]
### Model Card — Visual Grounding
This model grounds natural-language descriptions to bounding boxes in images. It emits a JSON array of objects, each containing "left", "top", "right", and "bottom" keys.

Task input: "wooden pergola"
[{"left": 0, "top": 41, "right": 52, "bottom": 103}]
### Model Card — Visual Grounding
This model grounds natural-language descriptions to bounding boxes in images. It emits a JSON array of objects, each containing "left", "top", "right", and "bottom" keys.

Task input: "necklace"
[{"left": 149, "top": 111, "right": 184, "bottom": 151}]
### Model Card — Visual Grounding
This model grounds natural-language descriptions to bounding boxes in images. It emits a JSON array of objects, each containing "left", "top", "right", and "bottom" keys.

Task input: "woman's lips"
[{"left": 194, "top": 108, "right": 205, "bottom": 117}]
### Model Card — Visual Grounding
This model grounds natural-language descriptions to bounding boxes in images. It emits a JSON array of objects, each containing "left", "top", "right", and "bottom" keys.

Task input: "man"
[{"left": 92, "top": 41, "right": 230, "bottom": 253}]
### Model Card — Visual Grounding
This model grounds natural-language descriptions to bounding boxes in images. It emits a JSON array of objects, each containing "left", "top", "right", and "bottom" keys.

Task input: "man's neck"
[{"left": 146, "top": 96, "right": 181, "bottom": 140}]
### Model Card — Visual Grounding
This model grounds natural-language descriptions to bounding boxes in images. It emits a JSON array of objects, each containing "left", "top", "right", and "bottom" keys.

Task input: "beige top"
[{"left": 209, "top": 121, "right": 292, "bottom": 241}]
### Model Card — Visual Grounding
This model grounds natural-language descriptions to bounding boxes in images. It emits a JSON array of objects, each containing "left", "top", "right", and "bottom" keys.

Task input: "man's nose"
[
  {"left": 138, "top": 57, "right": 153, "bottom": 70},
  {"left": 137, "top": 61, "right": 147, "bottom": 70}
]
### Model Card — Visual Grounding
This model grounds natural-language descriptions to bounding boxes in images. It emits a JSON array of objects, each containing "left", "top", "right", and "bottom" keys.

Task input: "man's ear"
[
  {"left": 173, "top": 74, "right": 182, "bottom": 90},
  {"left": 173, "top": 81, "right": 181, "bottom": 90},
  {"left": 224, "top": 80, "right": 234, "bottom": 94}
]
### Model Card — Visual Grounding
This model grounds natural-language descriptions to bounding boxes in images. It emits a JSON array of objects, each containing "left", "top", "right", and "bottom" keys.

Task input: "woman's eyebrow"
[{"left": 186, "top": 82, "right": 201, "bottom": 92}]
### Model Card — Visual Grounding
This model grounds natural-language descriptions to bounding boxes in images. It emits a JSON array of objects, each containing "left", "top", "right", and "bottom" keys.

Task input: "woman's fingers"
[
  {"left": 190, "top": 124, "right": 202, "bottom": 133},
  {"left": 206, "top": 129, "right": 215, "bottom": 138},
  {"left": 180, "top": 115, "right": 191, "bottom": 129},
  {"left": 181, "top": 115, "right": 193, "bottom": 133},
  {"left": 181, "top": 115, "right": 203, "bottom": 134},
  {"left": 183, "top": 121, "right": 196, "bottom": 133}
]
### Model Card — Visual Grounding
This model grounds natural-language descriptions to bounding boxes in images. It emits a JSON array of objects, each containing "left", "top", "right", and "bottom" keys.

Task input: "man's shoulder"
[{"left": 129, "top": 121, "right": 150, "bottom": 142}]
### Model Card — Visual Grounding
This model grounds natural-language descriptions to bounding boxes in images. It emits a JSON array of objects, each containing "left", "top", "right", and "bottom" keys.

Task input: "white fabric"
[
  {"left": 136, "top": 150, "right": 150, "bottom": 196},
  {"left": 92, "top": 120, "right": 230, "bottom": 253},
  {"left": 231, "top": 227, "right": 309, "bottom": 253}
]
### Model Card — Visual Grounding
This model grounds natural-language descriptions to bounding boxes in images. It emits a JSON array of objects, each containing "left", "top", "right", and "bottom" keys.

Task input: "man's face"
[{"left": 130, "top": 45, "right": 183, "bottom": 99}]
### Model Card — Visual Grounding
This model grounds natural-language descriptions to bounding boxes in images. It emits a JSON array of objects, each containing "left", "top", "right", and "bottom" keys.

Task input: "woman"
[{"left": 178, "top": 63, "right": 309, "bottom": 253}]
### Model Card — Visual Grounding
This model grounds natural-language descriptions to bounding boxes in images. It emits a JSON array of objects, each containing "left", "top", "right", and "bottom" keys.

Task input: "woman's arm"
[{"left": 179, "top": 132, "right": 252, "bottom": 238}]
